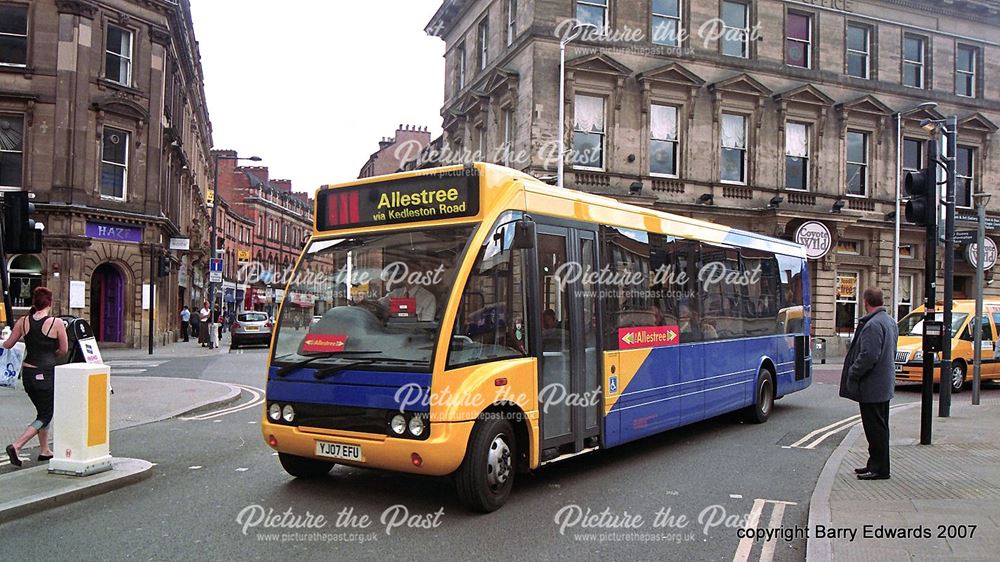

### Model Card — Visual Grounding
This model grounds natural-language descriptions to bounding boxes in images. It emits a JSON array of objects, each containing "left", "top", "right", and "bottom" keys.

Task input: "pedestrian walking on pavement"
[
  {"left": 839, "top": 287, "right": 898, "bottom": 481},
  {"left": 198, "top": 301, "right": 211, "bottom": 347},
  {"left": 3, "top": 287, "right": 68, "bottom": 467},
  {"left": 179, "top": 305, "right": 191, "bottom": 342}
]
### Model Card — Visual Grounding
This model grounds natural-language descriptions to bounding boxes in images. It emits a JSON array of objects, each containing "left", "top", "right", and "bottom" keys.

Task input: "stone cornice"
[{"left": 55, "top": 0, "right": 98, "bottom": 18}]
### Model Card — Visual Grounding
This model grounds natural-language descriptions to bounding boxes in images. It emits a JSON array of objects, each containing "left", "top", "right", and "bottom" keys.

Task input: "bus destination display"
[{"left": 318, "top": 171, "right": 480, "bottom": 230}]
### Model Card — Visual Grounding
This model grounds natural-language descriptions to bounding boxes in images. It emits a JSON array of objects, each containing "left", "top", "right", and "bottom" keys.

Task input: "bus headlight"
[
  {"left": 408, "top": 415, "right": 426, "bottom": 437},
  {"left": 282, "top": 404, "right": 296, "bottom": 423},
  {"left": 268, "top": 403, "right": 281, "bottom": 421},
  {"left": 390, "top": 414, "right": 407, "bottom": 436}
]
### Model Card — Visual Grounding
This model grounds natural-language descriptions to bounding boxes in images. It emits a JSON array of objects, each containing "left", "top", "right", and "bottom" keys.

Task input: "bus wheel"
[
  {"left": 454, "top": 418, "right": 516, "bottom": 512},
  {"left": 744, "top": 369, "right": 774, "bottom": 424},
  {"left": 951, "top": 361, "right": 967, "bottom": 393},
  {"left": 278, "top": 453, "right": 334, "bottom": 479}
]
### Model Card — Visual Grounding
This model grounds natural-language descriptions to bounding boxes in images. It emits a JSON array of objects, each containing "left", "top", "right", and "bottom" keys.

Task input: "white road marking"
[
  {"left": 732, "top": 499, "right": 798, "bottom": 562},
  {"left": 790, "top": 403, "right": 913, "bottom": 449},
  {"left": 235, "top": 467, "right": 249, "bottom": 472},
  {"left": 188, "top": 466, "right": 203, "bottom": 470},
  {"left": 180, "top": 384, "right": 265, "bottom": 421},
  {"left": 733, "top": 499, "right": 765, "bottom": 562},
  {"left": 109, "top": 368, "right": 147, "bottom": 375},
  {"left": 730, "top": 494, "right": 743, "bottom": 499},
  {"left": 758, "top": 502, "right": 787, "bottom": 562},
  {"left": 105, "top": 360, "right": 167, "bottom": 367}
]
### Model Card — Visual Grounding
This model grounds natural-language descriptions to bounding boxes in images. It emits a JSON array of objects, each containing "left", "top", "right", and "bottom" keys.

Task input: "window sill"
[
  {"left": 99, "top": 195, "right": 127, "bottom": 203},
  {"left": 844, "top": 193, "right": 867, "bottom": 199},
  {"left": 0, "top": 63, "right": 33, "bottom": 75},
  {"left": 98, "top": 78, "right": 143, "bottom": 96},
  {"left": 649, "top": 173, "right": 679, "bottom": 179},
  {"left": 719, "top": 180, "right": 747, "bottom": 186}
]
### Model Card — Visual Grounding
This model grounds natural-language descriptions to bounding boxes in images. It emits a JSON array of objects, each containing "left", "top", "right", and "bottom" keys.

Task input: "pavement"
[{"left": 808, "top": 393, "right": 1000, "bottom": 561}]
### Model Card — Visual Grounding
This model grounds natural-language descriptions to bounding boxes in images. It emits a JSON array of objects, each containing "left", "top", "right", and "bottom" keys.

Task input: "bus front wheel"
[
  {"left": 744, "top": 369, "right": 774, "bottom": 424},
  {"left": 454, "top": 418, "right": 516, "bottom": 512},
  {"left": 278, "top": 452, "right": 334, "bottom": 479}
]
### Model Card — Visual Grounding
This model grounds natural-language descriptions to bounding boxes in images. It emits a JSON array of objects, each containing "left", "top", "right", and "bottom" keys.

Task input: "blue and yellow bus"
[{"left": 262, "top": 163, "right": 811, "bottom": 511}]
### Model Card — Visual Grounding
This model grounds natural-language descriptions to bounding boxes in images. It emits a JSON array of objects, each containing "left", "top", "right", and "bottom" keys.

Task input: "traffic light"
[
  {"left": 2, "top": 191, "right": 42, "bottom": 254},
  {"left": 904, "top": 167, "right": 935, "bottom": 226},
  {"left": 158, "top": 254, "right": 171, "bottom": 278}
]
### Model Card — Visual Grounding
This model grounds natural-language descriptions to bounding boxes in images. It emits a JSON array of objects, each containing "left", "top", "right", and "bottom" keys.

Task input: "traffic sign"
[
  {"left": 237, "top": 249, "right": 251, "bottom": 262},
  {"left": 953, "top": 230, "right": 976, "bottom": 244},
  {"left": 209, "top": 258, "right": 223, "bottom": 283}
]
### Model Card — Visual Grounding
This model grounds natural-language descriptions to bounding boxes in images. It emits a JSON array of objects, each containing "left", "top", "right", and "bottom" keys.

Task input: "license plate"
[
  {"left": 246, "top": 326, "right": 259, "bottom": 331},
  {"left": 895, "top": 365, "right": 903, "bottom": 373},
  {"left": 315, "top": 441, "right": 363, "bottom": 462}
]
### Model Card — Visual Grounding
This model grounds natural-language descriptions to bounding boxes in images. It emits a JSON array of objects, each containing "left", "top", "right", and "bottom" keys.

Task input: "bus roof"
[{"left": 316, "top": 163, "right": 806, "bottom": 259}]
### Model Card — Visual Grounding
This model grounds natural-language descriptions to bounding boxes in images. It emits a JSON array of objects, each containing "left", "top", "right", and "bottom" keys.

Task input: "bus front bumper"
[{"left": 261, "top": 418, "right": 475, "bottom": 476}]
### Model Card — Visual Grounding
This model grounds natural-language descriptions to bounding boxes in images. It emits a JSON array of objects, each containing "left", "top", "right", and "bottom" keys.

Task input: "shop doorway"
[{"left": 91, "top": 263, "right": 125, "bottom": 343}]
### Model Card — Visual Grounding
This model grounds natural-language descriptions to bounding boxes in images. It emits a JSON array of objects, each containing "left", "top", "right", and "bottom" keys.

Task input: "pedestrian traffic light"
[
  {"left": 904, "top": 167, "right": 935, "bottom": 226},
  {"left": 158, "top": 254, "right": 171, "bottom": 278},
  {"left": 2, "top": 191, "right": 42, "bottom": 254}
]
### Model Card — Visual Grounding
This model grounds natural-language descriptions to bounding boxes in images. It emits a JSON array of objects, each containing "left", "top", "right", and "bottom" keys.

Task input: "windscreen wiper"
[
  {"left": 272, "top": 351, "right": 383, "bottom": 377},
  {"left": 313, "top": 360, "right": 376, "bottom": 380}
]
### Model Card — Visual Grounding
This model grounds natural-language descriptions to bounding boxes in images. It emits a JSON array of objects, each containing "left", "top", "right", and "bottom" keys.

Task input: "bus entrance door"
[{"left": 536, "top": 225, "right": 601, "bottom": 461}]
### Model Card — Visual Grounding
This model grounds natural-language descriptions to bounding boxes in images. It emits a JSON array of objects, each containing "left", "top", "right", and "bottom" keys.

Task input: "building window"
[
  {"left": 573, "top": 94, "right": 605, "bottom": 169},
  {"left": 576, "top": 0, "right": 608, "bottom": 30},
  {"left": 846, "top": 130, "right": 868, "bottom": 196},
  {"left": 898, "top": 275, "right": 913, "bottom": 319},
  {"left": 0, "top": 113, "right": 24, "bottom": 189},
  {"left": 506, "top": 0, "right": 517, "bottom": 46},
  {"left": 720, "top": 113, "right": 747, "bottom": 184},
  {"left": 650, "top": 104, "right": 678, "bottom": 177},
  {"left": 100, "top": 127, "right": 129, "bottom": 199},
  {"left": 477, "top": 18, "right": 489, "bottom": 71},
  {"left": 899, "top": 245, "right": 913, "bottom": 258},
  {"left": 903, "top": 35, "right": 926, "bottom": 88},
  {"left": 0, "top": 4, "right": 28, "bottom": 66},
  {"left": 835, "top": 272, "right": 859, "bottom": 336},
  {"left": 651, "top": 0, "right": 681, "bottom": 47},
  {"left": 956, "top": 146, "right": 974, "bottom": 209},
  {"left": 456, "top": 42, "right": 466, "bottom": 92},
  {"left": 501, "top": 107, "right": 513, "bottom": 166},
  {"left": 955, "top": 44, "right": 978, "bottom": 98},
  {"left": 903, "top": 138, "right": 923, "bottom": 174},
  {"left": 105, "top": 25, "right": 133, "bottom": 86},
  {"left": 785, "top": 122, "right": 809, "bottom": 190},
  {"left": 785, "top": 12, "right": 812, "bottom": 68},
  {"left": 477, "top": 125, "right": 486, "bottom": 160},
  {"left": 720, "top": 1, "right": 749, "bottom": 58},
  {"left": 8, "top": 254, "right": 42, "bottom": 308},
  {"left": 836, "top": 239, "right": 861, "bottom": 255},
  {"left": 846, "top": 23, "right": 870, "bottom": 79}
]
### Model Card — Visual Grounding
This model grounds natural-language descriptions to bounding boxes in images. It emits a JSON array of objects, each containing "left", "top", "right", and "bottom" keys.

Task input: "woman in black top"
[{"left": 3, "top": 286, "right": 68, "bottom": 467}]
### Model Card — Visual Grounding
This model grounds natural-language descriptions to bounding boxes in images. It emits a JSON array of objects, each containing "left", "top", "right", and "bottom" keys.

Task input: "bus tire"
[
  {"left": 454, "top": 418, "right": 516, "bottom": 513},
  {"left": 744, "top": 369, "right": 774, "bottom": 424},
  {"left": 278, "top": 452, "right": 334, "bottom": 479}
]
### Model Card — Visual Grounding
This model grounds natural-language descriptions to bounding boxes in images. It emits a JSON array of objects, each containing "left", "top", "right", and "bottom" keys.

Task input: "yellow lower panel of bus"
[{"left": 262, "top": 418, "right": 475, "bottom": 476}]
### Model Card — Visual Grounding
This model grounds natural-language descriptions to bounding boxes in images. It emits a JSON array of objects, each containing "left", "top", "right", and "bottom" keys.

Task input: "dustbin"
[
  {"left": 58, "top": 316, "right": 101, "bottom": 364},
  {"left": 813, "top": 337, "right": 827, "bottom": 365}
]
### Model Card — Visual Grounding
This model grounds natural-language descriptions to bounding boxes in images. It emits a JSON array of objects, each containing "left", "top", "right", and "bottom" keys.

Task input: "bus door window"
[
  {"left": 538, "top": 231, "right": 572, "bottom": 440},
  {"left": 579, "top": 234, "right": 599, "bottom": 432},
  {"left": 447, "top": 219, "right": 529, "bottom": 368}
]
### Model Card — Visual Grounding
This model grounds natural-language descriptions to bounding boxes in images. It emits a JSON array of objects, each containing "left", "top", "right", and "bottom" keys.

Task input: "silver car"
[{"left": 231, "top": 312, "right": 272, "bottom": 349}]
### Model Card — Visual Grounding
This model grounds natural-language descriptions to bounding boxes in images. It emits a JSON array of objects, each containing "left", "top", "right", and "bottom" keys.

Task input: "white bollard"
[{"left": 48, "top": 363, "right": 113, "bottom": 476}]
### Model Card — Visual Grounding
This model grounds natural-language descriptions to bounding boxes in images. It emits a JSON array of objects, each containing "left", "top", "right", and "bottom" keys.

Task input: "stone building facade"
[
  {"left": 213, "top": 151, "right": 314, "bottom": 317},
  {"left": 1, "top": 0, "right": 214, "bottom": 347},
  {"left": 427, "top": 0, "right": 1000, "bottom": 354},
  {"left": 358, "top": 124, "right": 432, "bottom": 178}
]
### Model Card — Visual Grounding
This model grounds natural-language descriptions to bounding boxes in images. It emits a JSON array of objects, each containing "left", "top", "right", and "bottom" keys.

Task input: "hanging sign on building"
[
  {"left": 169, "top": 237, "right": 191, "bottom": 251},
  {"left": 794, "top": 221, "right": 832, "bottom": 260},
  {"left": 965, "top": 237, "right": 998, "bottom": 270}
]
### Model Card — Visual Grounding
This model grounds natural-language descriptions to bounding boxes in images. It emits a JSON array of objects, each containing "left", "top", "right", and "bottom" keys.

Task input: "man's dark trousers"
[
  {"left": 181, "top": 320, "right": 190, "bottom": 342},
  {"left": 859, "top": 401, "right": 890, "bottom": 475}
]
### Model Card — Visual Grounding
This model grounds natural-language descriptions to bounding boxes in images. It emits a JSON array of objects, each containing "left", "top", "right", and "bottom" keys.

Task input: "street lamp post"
[
  {"left": 211, "top": 153, "right": 261, "bottom": 348},
  {"left": 557, "top": 24, "right": 596, "bottom": 189},
  {"left": 972, "top": 191, "right": 991, "bottom": 406}
]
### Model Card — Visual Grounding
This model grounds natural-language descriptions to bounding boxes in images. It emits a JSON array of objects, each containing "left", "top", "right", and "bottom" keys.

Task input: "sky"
[{"left": 190, "top": 1, "right": 446, "bottom": 194}]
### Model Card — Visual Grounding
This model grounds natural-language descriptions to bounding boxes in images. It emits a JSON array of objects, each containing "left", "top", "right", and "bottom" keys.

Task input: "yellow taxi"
[{"left": 895, "top": 301, "right": 1000, "bottom": 392}]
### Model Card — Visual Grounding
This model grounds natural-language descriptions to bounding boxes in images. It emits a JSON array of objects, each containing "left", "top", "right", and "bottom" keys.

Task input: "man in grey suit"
[{"left": 840, "top": 287, "right": 898, "bottom": 480}]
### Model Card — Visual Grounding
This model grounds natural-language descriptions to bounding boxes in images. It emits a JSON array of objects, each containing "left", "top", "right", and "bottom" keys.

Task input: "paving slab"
[
  {"left": 808, "top": 400, "right": 1000, "bottom": 561},
  {"left": 0, "top": 457, "right": 152, "bottom": 524}
]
